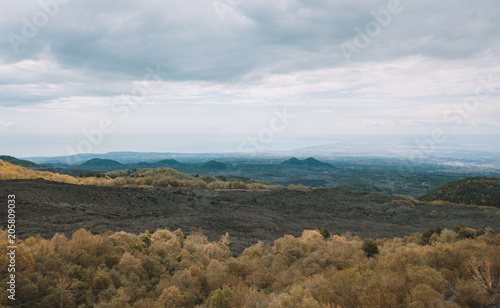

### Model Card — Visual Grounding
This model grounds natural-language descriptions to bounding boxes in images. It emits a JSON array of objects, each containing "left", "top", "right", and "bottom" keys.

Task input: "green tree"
[
  {"left": 362, "top": 238, "right": 379, "bottom": 258},
  {"left": 317, "top": 227, "right": 331, "bottom": 239}
]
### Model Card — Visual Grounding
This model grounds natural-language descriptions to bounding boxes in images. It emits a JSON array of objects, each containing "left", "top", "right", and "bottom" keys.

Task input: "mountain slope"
[
  {"left": 0, "top": 155, "right": 39, "bottom": 167},
  {"left": 418, "top": 176, "right": 500, "bottom": 207},
  {"left": 129, "top": 159, "right": 183, "bottom": 170},
  {"left": 0, "top": 159, "right": 79, "bottom": 183},
  {"left": 201, "top": 160, "right": 227, "bottom": 170},
  {"left": 282, "top": 157, "right": 332, "bottom": 168},
  {"left": 78, "top": 158, "right": 127, "bottom": 172}
]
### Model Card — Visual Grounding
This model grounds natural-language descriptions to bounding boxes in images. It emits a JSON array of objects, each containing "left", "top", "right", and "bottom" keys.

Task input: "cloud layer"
[{"left": 1, "top": 0, "right": 499, "bottom": 155}]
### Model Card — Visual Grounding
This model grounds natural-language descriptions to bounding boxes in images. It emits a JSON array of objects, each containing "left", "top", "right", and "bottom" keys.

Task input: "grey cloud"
[{"left": 1, "top": 0, "right": 499, "bottom": 97}]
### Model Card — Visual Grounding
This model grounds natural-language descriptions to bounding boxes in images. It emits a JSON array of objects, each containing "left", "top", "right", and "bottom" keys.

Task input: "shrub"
[
  {"left": 362, "top": 238, "right": 379, "bottom": 258},
  {"left": 139, "top": 231, "right": 152, "bottom": 246},
  {"left": 439, "top": 229, "right": 457, "bottom": 243},
  {"left": 453, "top": 225, "right": 476, "bottom": 239},
  {"left": 317, "top": 227, "right": 331, "bottom": 240},
  {"left": 407, "top": 265, "right": 446, "bottom": 293},
  {"left": 421, "top": 227, "right": 442, "bottom": 245},
  {"left": 209, "top": 284, "right": 234, "bottom": 308},
  {"left": 455, "top": 280, "right": 489, "bottom": 308},
  {"left": 407, "top": 284, "right": 446, "bottom": 308},
  {"left": 158, "top": 286, "right": 186, "bottom": 308},
  {"left": 475, "top": 228, "right": 486, "bottom": 237},
  {"left": 92, "top": 270, "right": 112, "bottom": 290}
]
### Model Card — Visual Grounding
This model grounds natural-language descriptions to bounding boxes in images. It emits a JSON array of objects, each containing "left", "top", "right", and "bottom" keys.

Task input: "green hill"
[
  {"left": 201, "top": 160, "right": 227, "bottom": 170},
  {"left": 418, "top": 176, "right": 500, "bottom": 207},
  {"left": 0, "top": 155, "right": 39, "bottom": 167},
  {"left": 156, "top": 159, "right": 181, "bottom": 165},
  {"left": 78, "top": 158, "right": 127, "bottom": 172},
  {"left": 282, "top": 157, "right": 332, "bottom": 168},
  {"left": 130, "top": 159, "right": 183, "bottom": 170}
]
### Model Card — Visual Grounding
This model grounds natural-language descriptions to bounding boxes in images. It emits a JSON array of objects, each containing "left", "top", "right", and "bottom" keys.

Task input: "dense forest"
[
  {"left": 0, "top": 226, "right": 498, "bottom": 307},
  {"left": 0, "top": 160, "right": 288, "bottom": 190},
  {"left": 419, "top": 177, "right": 500, "bottom": 208}
]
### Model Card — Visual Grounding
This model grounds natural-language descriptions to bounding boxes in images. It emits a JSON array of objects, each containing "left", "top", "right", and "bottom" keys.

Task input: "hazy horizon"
[{"left": 1, "top": 134, "right": 497, "bottom": 159}]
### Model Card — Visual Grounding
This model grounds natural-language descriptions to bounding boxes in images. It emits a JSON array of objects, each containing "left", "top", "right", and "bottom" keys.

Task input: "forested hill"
[
  {"left": 418, "top": 176, "right": 500, "bottom": 207},
  {"left": 0, "top": 155, "right": 39, "bottom": 167}
]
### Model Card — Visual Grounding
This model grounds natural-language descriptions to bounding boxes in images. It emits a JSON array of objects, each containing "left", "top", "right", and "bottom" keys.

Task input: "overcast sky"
[{"left": 1, "top": 0, "right": 499, "bottom": 156}]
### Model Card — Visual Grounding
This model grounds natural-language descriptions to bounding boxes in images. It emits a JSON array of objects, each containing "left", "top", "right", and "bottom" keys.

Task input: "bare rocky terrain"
[{"left": 1, "top": 179, "right": 499, "bottom": 254}]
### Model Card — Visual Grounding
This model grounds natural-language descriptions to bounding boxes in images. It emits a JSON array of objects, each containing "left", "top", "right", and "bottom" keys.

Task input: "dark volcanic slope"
[{"left": 1, "top": 179, "right": 499, "bottom": 254}]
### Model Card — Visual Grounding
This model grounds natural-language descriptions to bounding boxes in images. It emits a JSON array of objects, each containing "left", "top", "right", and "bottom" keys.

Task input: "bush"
[
  {"left": 453, "top": 225, "right": 476, "bottom": 240},
  {"left": 455, "top": 280, "right": 489, "bottom": 308},
  {"left": 421, "top": 227, "right": 442, "bottom": 245},
  {"left": 362, "top": 238, "right": 379, "bottom": 258},
  {"left": 209, "top": 285, "right": 234, "bottom": 308},
  {"left": 317, "top": 227, "right": 331, "bottom": 239},
  {"left": 407, "top": 284, "right": 446, "bottom": 308}
]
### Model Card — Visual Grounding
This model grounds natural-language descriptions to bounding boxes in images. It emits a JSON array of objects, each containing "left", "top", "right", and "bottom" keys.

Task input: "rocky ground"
[{"left": 1, "top": 179, "right": 499, "bottom": 254}]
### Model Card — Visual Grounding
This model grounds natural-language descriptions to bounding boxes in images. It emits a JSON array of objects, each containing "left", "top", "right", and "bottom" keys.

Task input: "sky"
[{"left": 1, "top": 0, "right": 500, "bottom": 157}]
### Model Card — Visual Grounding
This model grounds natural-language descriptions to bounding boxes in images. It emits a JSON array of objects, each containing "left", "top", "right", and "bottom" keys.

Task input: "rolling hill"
[
  {"left": 201, "top": 160, "right": 227, "bottom": 170},
  {"left": 78, "top": 158, "right": 127, "bottom": 172},
  {"left": 0, "top": 155, "right": 39, "bottom": 167},
  {"left": 0, "top": 159, "right": 277, "bottom": 190},
  {"left": 418, "top": 176, "right": 500, "bottom": 207},
  {"left": 282, "top": 157, "right": 332, "bottom": 168}
]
